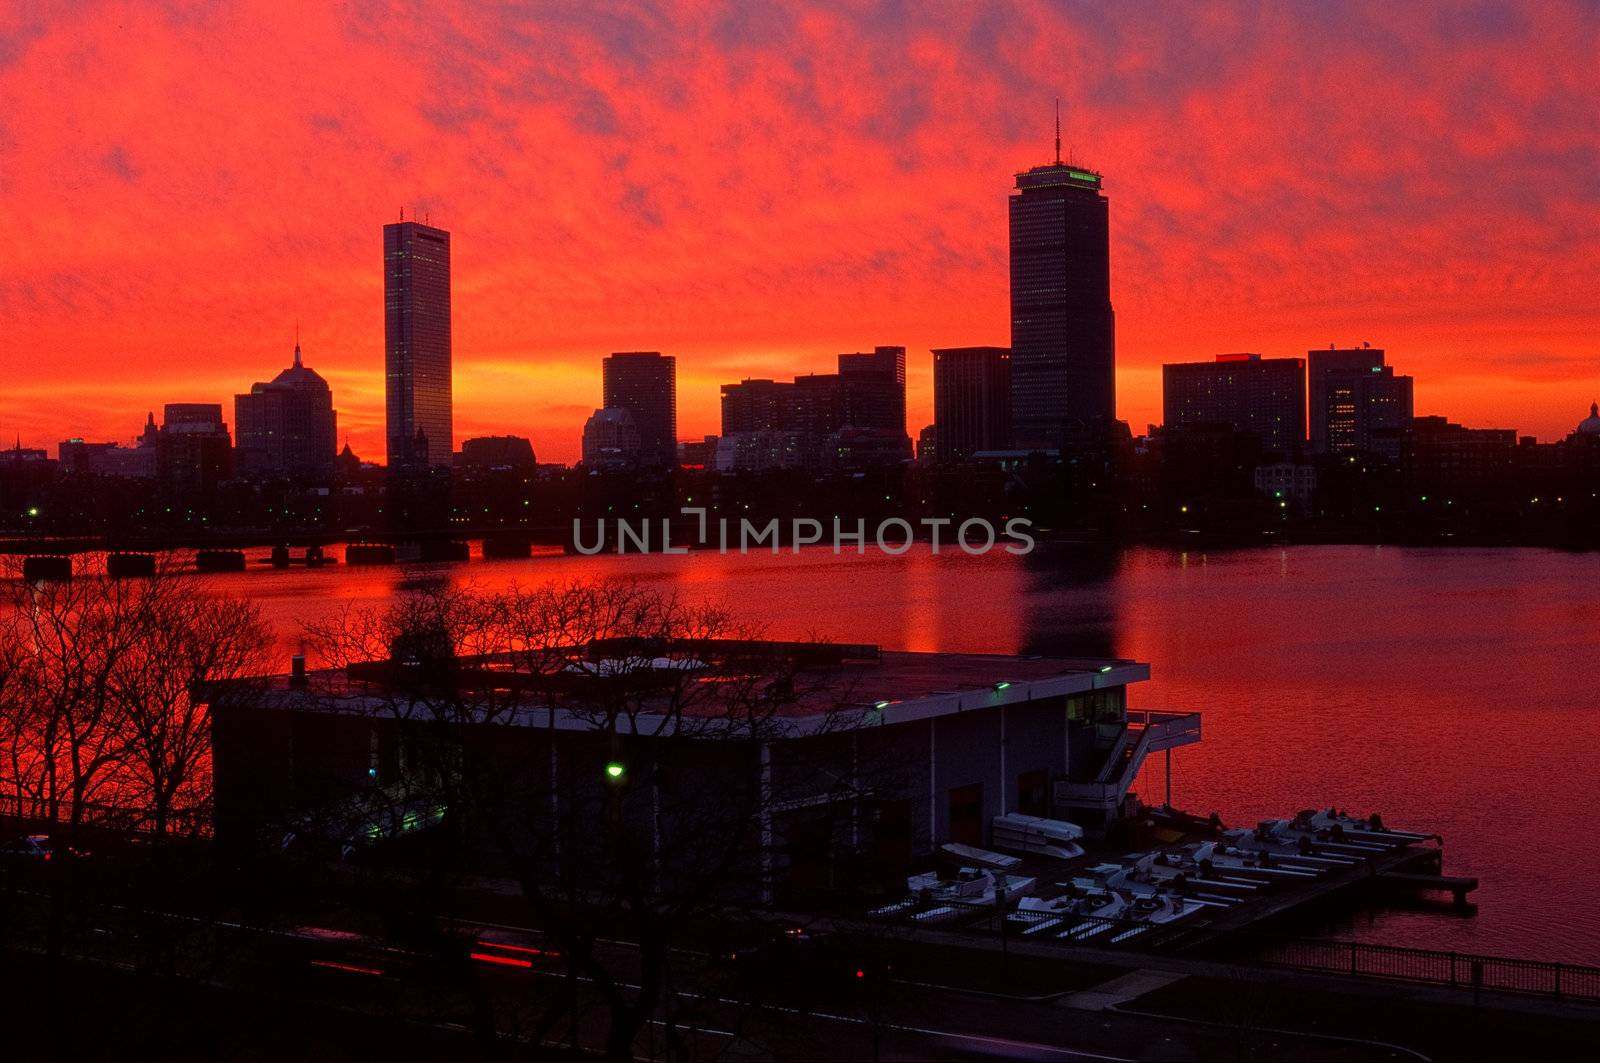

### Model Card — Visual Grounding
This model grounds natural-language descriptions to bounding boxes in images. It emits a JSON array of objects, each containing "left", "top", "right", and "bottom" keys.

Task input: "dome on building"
[
  {"left": 267, "top": 342, "right": 330, "bottom": 391},
  {"left": 1578, "top": 402, "right": 1600, "bottom": 436}
]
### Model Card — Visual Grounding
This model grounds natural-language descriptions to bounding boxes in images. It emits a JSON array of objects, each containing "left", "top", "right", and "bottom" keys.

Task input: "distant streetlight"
[{"left": 605, "top": 762, "right": 626, "bottom": 781}]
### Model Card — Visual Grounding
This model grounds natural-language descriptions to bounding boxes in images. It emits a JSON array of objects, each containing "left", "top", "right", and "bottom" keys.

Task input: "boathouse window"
[
  {"left": 948, "top": 783, "right": 984, "bottom": 846},
  {"left": 1017, "top": 769, "right": 1049, "bottom": 817},
  {"left": 1066, "top": 688, "right": 1125, "bottom": 723}
]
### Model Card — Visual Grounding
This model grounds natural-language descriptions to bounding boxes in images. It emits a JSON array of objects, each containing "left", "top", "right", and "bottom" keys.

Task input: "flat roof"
[{"left": 227, "top": 642, "right": 1150, "bottom": 739}]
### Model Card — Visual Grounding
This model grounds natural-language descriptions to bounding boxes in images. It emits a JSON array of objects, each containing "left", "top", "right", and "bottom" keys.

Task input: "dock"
[
  {"left": 1377, "top": 870, "right": 1479, "bottom": 906},
  {"left": 871, "top": 809, "right": 1477, "bottom": 962}
]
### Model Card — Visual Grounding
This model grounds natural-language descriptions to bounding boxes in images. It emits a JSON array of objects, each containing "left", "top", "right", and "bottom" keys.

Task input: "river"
[{"left": 198, "top": 542, "right": 1600, "bottom": 965}]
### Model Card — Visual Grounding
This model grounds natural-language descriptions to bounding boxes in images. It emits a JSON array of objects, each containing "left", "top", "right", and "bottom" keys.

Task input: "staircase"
[{"left": 1056, "top": 710, "right": 1202, "bottom": 817}]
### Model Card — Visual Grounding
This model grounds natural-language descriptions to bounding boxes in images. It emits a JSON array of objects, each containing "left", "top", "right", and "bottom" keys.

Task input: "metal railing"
[{"left": 1255, "top": 937, "right": 1600, "bottom": 1002}]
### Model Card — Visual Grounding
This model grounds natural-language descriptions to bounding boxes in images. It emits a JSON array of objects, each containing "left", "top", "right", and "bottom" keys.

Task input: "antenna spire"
[{"left": 1054, "top": 98, "right": 1061, "bottom": 165}]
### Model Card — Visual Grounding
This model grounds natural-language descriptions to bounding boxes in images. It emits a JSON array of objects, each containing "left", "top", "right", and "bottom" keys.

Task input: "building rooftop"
[{"left": 230, "top": 641, "right": 1150, "bottom": 738}]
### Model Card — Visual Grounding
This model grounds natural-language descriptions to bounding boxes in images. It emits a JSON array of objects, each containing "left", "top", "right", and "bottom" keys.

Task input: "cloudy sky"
[{"left": 2, "top": 1, "right": 1597, "bottom": 462}]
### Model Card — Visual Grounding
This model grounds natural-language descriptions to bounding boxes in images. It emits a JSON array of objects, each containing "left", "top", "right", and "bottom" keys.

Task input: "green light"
[
  {"left": 993, "top": 682, "right": 1011, "bottom": 691},
  {"left": 26, "top": 507, "right": 39, "bottom": 517},
  {"left": 1067, "top": 170, "right": 1100, "bottom": 184},
  {"left": 873, "top": 700, "right": 891, "bottom": 710},
  {"left": 1099, "top": 665, "right": 1113, "bottom": 673},
  {"left": 605, "top": 762, "right": 625, "bottom": 780}
]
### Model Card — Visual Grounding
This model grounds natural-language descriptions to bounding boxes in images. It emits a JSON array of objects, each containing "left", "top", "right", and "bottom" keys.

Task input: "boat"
[
  {"left": 1294, "top": 807, "right": 1434, "bottom": 845},
  {"left": 876, "top": 867, "right": 1037, "bottom": 924},
  {"left": 989, "top": 812, "right": 1086, "bottom": 860}
]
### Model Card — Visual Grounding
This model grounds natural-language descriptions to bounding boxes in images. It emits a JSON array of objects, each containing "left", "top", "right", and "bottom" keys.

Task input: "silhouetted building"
[
  {"left": 1308, "top": 346, "right": 1413, "bottom": 458},
  {"left": 718, "top": 353, "right": 909, "bottom": 469},
  {"left": 933, "top": 346, "right": 1012, "bottom": 462},
  {"left": 384, "top": 220, "right": 452, "bottom": 468},
  {"left": 678, "top": 436, "right": 718, "bottom": 469},
  {"left": 0, "top": 441, "right": 55, "bottom": 509},
  {"left": 1009, "top": 143, "right": 1114, "bottom": 448},
  {"left": 838, "top": 345, "right": 907, "bottom": 434},
  {"left": 1162, "top": 353, "right": 1306, "bottom": 454},
  {"left": 790, "top": 374, "right": 845, "bottom": 438},
  {"left": 212, "top": 642, "right": 1177, "bottom": 878},
  {"left": 58, "top": 438, "right": 158, "bottom": 478},
  {"left": 1577, "top": 401, "right": 1600, "bottom": 439},
  {"left": 721, "top": 378, "right": 794, "bottom": 434},
  {"left": 458, "top": 435, "right": 536, "bottom": 472},
  {"left": 1404, "top": 416, "right": 1518, "bottom": 495},
  {"left": 158, "top": 403, "right": 232, "bottom": 496},
  {"left": 715, "top": 431, "right": 810, "bottom": 472},
  {"left": 602, "top": 352, "right": 676, "bottom": 468},
  {"left": 582, "top": 407, "right": 642, "bottom": 470},
  {"left": 234, "top": 341, "right": 338, "bottom": 480},
  {"left": 1255, "top": 462, "right": 1318, "bottom": 503}
]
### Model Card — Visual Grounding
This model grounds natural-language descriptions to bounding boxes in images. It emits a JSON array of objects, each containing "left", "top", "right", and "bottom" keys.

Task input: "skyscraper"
[
  {"left": 932, "top": 346, "right": 1012, "bottom": 463},
  {"left": 1009, "top": 120, "right": 1114, "bottom": 448},
  {"left": 602, "top": 352, "right": 676, "bottom": 468},
  {"left": 235, "top": 340, "right": 338, "bottom": 480},
  {"left": 1308, "top": 346, "right": 1413, "bottom": 457},
  {"left": 1162, "top": 353, "right": 1307, "bottom": 453},
  {"left": 384, "top": 219, "right": 452, "bottom": 468}
]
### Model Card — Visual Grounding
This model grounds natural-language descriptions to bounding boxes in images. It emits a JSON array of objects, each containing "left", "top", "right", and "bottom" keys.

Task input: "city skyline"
[{"left": 3, "top": 3, "right": 1598, "bottom": 463}]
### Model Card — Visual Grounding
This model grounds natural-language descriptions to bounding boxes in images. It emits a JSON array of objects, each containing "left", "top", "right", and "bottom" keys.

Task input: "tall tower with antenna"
[{"left": 1007, "top": 102, "right": 1115, "bottom": 447}]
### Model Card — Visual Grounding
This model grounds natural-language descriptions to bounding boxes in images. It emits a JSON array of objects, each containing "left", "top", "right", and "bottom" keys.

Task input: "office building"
[
  {"left": 717, "top": 349, "right": 910, "bottom": 469},
  {"left": 838, "top": 345, "right": 907, "bottom": 434},
  {"left": 458, "top": 436, "right": 536, "bottom": 473},
  {"left": 582, "top": 407, "right": 643, "bottom": 470},
  {"left": 602, "top": 352, "right": 676, "bottom": 468},
  {"left": 384, "top": 220, "right": 452, "bottom": 468},
  {"left": 57, "top": 439, "right": 157, "bottom": 478},
  {"left": 158, "top": 403, "right": 233, "bottom": 495},
  {"left": 1308, "top": 347, "right": 1413, "bottom": 458},
  {"left": 1162, "top": 354, "right": 1306, "bottom": 453},
  {"left": 1404, "top": 416, "right": 1518, "bottom": 495},
  {"left": 932, "top": 346, "right": 1012, "bottom": 462},
  {"left": 721, "top": 378, "right": 795, "bottom": 435},
  {"left": 234, "top": 341, "right": 338, "bottom": 480},
  {"left": 1009, "top": 138, "right": 1114, "bottom": 447}
]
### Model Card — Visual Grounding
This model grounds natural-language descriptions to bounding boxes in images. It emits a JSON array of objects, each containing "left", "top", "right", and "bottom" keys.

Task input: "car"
[
  {"left": 0, "top": 834, "right": 53, "bottom": 860},
  {"left": 725, "top": 926, "right": 890, "bottom": 1008}
]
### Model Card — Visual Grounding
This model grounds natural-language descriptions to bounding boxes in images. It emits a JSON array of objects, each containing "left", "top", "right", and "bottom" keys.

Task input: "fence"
[{"left": 1256, "top": 937, "right": 1600, "bottom": 1002}]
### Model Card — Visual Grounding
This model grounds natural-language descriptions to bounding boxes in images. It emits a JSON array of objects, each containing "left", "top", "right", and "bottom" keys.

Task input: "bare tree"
[
  {"left": 114, "top": 589, "right": 272, "bottom": 838},
  {"left": 0, "top": 558, "right": 272, "bottom": 839}
]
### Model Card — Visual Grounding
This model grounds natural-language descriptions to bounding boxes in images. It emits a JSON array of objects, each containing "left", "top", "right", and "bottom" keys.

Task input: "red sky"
[{"left": 2, "top": 1, "right": 1597, "bottom": 464}]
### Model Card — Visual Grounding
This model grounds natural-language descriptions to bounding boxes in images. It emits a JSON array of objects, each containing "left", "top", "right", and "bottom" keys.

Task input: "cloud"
[{"left": 1, "top": 0, "right": 1597, "bottom": 461}]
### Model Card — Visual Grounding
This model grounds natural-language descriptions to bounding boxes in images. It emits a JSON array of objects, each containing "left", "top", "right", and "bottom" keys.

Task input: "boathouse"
[{"left": 211, "top": 641, "right": 1200, "bottom": 899}]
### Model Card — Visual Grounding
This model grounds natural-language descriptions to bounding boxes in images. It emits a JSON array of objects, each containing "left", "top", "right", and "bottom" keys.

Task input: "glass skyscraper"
[
  {"left": 384, "top": 220, "right": 452, "bottom": 467},
  {"left": 1008, "top": 159, "right": 1114, "bottom": 448}
]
